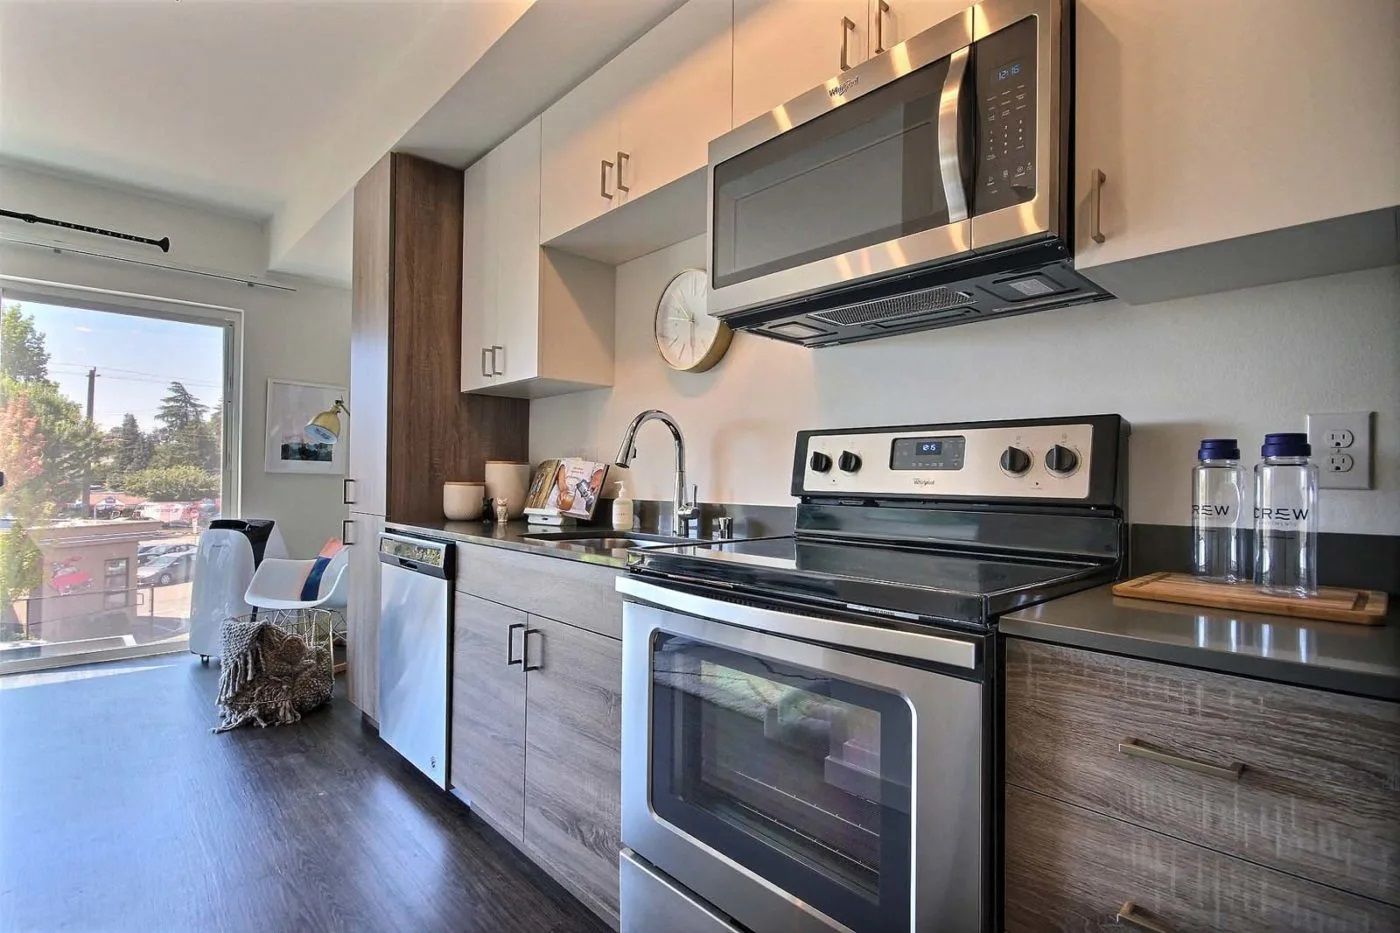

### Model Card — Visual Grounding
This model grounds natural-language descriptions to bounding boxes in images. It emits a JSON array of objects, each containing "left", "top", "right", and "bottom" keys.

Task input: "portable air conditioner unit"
[{"left": 187, "top": 519, "right": 286, "bottom": 662}]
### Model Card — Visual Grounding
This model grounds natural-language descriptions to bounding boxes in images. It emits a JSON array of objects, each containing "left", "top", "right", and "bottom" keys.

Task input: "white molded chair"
[
  {"left": 244, "top": 549, "right": 350, "bottom": 613},
  {"left": 242, "top": 549, "right": 350, "bottom": 676}
]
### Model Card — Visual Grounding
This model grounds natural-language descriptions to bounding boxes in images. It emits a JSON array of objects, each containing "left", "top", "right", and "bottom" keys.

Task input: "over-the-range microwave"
[{"left": 707, "top": 0, "right": 1107, "bottom": 347}]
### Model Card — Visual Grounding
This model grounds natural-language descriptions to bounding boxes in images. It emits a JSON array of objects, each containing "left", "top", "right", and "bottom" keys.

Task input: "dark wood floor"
[{"left": 0, "top": 653, "right": 610, "bottom": 933}]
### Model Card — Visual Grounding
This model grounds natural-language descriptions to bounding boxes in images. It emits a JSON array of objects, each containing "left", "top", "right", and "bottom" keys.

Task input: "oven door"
[{"left": 620, "top": 578, "right": 986, "bottom": 933}]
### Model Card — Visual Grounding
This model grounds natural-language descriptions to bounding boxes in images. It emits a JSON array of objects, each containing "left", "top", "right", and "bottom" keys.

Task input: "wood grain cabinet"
[
  {"left": 451, "top": 592, "right": 528, "bottom": 842},
  {"left": 462, "top": 117, "right": 615, "bottom": 398},
  {"left": 1074, "top": 0, "right": 1400, "bottom": 300},
  {"left": 1003, "top": 638, "right": 1400, "bottom": 929},
  {"left": 522, "top": 614, "right": 624, "bottom": 924},
  {"left": 1004, "top": 785, "right": 1400, "bottom": 933},
  {"left": 345, "top": 152, "right": 529, "bottom": 719},
  {"left": 540, "top": 0, "right": 732, "bottom": 242},
  {"left": 449, "top": 543, "right": 623, "bottom": 928}
]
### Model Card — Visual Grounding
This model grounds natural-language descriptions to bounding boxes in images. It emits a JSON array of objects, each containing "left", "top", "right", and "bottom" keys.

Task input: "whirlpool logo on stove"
[
  {"left": 829, "top": 76, "right": 859, "bottom": 98},
  {"left": 913, "top": 478, "right": 938, "bottom": 487}
]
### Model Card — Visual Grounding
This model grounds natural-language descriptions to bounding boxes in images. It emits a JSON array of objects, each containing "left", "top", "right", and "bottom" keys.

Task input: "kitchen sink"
[{"left": 521, "top": 530, "right": 694, "bottom": 550}]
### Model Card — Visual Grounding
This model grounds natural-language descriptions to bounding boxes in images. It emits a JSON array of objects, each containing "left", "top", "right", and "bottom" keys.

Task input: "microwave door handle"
[{"left": 937, "top": 46, "right": 972, "bottom": 223}]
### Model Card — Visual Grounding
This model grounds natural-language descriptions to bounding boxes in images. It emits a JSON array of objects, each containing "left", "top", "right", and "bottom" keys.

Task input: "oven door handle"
[
  {"left": 616, "top": 576, "right": 977, "bottom": 670},
  {"left": 937, "top": 45, "right": 971, "bottom": 224}
]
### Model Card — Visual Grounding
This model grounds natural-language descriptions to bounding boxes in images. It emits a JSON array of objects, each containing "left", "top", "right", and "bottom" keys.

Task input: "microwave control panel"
[{"left": 974, "top": 15, "right": 1038, "bottom": 216}]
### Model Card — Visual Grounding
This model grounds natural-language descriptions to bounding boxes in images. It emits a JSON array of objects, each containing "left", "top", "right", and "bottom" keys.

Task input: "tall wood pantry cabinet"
[{"left": 344, "top": 152, "right": 529, "bottom": 720}]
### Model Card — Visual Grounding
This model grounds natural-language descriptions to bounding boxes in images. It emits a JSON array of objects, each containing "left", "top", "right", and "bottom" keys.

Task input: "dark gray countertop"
[
  {"left": 1001, "top": 585, "right": 1400, "bottom": 701},
  {"left": 385, "top": 519, "right": 633, "bottom": 569}
]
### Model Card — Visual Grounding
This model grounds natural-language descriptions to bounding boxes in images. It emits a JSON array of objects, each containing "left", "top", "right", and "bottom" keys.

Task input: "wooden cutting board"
[{"left": 1112, "top": 572, "right": 1389, "bottom": 625}]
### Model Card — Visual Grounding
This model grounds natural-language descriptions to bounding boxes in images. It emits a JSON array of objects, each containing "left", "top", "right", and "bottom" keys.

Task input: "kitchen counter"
[
  {"left": 386, "top": 519, "right": 637, "bottom": 569},
  {"left": 1001, "top": 585, "right": 1400, "bottom": 701}
]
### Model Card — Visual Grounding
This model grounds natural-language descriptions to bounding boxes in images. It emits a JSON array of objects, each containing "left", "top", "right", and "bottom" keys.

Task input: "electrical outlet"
[{"left": 1308, "top": 411, "right": 1373, "bottom": 489}]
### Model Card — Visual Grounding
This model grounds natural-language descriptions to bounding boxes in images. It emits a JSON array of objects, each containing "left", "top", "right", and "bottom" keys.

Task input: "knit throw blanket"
[{"left": 213, "top": 616, "right": 332, "bottom": 733}]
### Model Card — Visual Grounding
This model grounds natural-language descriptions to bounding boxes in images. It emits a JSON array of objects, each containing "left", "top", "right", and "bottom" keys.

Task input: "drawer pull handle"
[
  {"left": 1116, "top": 901, "right": 1171, "bottom": 932},
  {"left": 1118, "top": 739, "right": 1244, "bottom": 781}
]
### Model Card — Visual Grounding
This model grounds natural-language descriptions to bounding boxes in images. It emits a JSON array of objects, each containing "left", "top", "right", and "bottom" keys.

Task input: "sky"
[{"left": 9, "top": 298, "right": 224, "bottom": 431}]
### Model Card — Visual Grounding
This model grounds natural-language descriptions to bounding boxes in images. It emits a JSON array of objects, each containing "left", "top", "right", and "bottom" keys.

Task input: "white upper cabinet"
[
  {"left": 1074, "top": 0, "right": 1400, "bottom": 276},
  {"left": 491, "top": 119, "right": 544, "bottom": 385},
  {"left": 733, "top": 0, "right": 869, "bottom": 128},
  {"left": 540, "top": 65, "right": 624, "bottom": 243},
  {"left": 615, "top": 0, "right": 733, "bottom": 203},
  {"left": 870, "top": 0, "right": 969, "bottom": 54},
  {"left": 460, "top": 151, "right": 495, "bottom": 394},
  {"left": 463, "top": 117, "right": 616, "bottom": 399},
  {"left": 541, "top": 0, "right": 733, "bottom": 244}
]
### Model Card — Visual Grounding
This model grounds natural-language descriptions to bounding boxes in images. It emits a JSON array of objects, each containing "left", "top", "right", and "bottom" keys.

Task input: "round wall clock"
[{"left": 654, "top": 268, "right": 732, "bottom": 373}]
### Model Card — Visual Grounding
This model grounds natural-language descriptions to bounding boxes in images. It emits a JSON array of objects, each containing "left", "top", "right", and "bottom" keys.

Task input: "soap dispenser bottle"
[{"left": 611, "top": 483, "right": 634, "bottom": 531}]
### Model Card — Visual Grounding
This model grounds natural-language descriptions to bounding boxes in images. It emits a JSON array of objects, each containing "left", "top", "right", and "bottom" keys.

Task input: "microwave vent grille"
[{"left": 810, "top": 285, "right": 976, "bottom": 327}]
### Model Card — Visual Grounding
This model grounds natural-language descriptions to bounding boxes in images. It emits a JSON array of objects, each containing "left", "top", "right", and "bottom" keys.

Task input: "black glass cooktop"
[{"left": 627, "top": 535, "right": 1114, "bottom": 629}]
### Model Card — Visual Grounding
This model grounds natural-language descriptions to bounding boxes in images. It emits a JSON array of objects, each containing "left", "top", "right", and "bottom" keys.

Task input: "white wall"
[
  {"left": 0, "top": 162, "right": 351, "bottom": 555},
  {"left": 532, "top": 235, "right": 1400, "bottom": 536}
]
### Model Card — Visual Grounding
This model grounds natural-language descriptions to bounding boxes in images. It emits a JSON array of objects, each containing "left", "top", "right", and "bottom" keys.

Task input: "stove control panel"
[{"left": 797, "top": 420, "right": 1103, "bottom": 500}]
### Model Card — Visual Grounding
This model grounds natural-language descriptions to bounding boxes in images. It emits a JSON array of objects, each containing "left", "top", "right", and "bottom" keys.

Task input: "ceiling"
[{"left": 0, "top": 0, "right": 682, "bottom": 286}]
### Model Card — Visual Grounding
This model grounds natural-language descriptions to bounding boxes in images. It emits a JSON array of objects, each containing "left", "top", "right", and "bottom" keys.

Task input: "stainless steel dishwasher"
[{"left": 377, "top": 530, "right": 454, "bottom": 789}]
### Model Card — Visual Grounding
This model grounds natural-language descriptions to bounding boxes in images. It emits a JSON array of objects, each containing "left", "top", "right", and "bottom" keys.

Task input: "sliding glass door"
[{"left": 0, "top": 287, "right": 238, "bottom": 673}]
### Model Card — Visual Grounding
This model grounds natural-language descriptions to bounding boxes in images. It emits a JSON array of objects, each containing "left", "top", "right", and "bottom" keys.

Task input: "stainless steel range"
[{"left": 617, "top": 414, "right": 1129, "bottom": 933}]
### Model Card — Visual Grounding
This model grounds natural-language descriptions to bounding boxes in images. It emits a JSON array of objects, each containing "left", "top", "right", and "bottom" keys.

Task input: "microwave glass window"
[
  {"left": 711, "top": 57, "right": 957, "bottom": 290},
  {"left": 649, "top": 634, "right": 912, "bottom": 932}
]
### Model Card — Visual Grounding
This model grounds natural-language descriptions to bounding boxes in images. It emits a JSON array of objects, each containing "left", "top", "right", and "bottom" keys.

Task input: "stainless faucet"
[{"left": 614, "top": 409, "right": 699, "bottom": 537}]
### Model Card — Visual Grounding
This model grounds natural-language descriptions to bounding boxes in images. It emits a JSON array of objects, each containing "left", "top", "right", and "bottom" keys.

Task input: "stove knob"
[
  {"left": 999, "top": 446, "right": 1032, "bottom": 476},
  {"left": 1045, "top": 444, "right": 1079, "bottom": 475},
  {"left": 838, "top": 451, "right": 862, "bottom": 473},
  {"left": 809, "top": 451, "right": 833, "bottom": 474}
]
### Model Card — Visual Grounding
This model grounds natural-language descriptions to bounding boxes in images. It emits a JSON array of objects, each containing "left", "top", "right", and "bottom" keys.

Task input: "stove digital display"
[{"left": 891, "top": 435, "right": 966, "bottom": 471}]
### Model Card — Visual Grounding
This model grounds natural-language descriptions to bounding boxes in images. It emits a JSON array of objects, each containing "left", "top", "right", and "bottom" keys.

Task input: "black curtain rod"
[{"left": 0, "top": 208, "right": 170, "bottom": 253}]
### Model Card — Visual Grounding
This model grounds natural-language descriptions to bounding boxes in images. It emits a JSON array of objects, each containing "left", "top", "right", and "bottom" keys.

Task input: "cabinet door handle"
[
  {"left": 506, "top": 622, "right": 524, "bottom": 666},
  {"left": 616, "top": 151, "right": 630, "bottom": 193},
  {"left": 481, "top": 347, "right": 493, "bottom": 378},
  {"left": 600, "top": 158, "right": 614, "bottom": 200},
  {"left": 874, "top": 0, "right": 890, "bottom": 54},
  {"left": 1090, "top": 168, "right": 1107, "bottom": 244},
  {"left": 342, "top": 478, "right": 356, "bottom": 505},
  {"left": 839, "top": 16, "right": 857, "bottom": 71},
  {"left": 1116, "top": 901, "right": 1172, "bottom": 933},
  {"left": 1118, "top": 738, "right": 1244, "bottom": 781},
  {"left": 522, "top": 627, "right": 542, "bottom": 671},
  {"left": 341, "top": 518, "right": 355, "bottom": 546},
  {"left": 491, "top": 345, "right": 504, "bottom": 375}
]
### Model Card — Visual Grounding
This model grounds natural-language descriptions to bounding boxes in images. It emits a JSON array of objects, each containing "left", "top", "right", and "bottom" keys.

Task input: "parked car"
[
  {"left": 137, "top": 543, "right": 197, "bottom": 566},
  {"left": 138, "top": 551, "right": 195, "bottom": 587}
]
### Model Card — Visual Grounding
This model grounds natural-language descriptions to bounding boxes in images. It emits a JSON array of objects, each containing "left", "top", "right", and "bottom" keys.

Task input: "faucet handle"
[{"left": 713, "top": 515, "right": 734, "bottom": 540}]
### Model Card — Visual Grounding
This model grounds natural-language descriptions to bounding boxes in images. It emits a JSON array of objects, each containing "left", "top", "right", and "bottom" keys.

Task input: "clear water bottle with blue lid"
[
  {"left": 1192, "top": 438, "right": 1245, "bottom": 581},
  {"left": 1254, "top": 432, "right": 1318, "bottom": 596}
]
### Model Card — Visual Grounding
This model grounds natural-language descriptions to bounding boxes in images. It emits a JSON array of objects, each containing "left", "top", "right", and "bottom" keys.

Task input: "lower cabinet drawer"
[
  {"left": 1004, "top": 639, "right": 1400, "bottom": 905},
  {"left": 1004, "top": 785, "right": 1400, "bottom": 933}
]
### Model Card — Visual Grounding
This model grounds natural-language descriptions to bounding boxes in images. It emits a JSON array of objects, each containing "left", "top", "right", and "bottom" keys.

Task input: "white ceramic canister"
[
  {"left": 443, "top": 481, "right": 485, "bottom": 521},
  {"left": 484, "top": 461, "right": 531, "bottom": 520}
]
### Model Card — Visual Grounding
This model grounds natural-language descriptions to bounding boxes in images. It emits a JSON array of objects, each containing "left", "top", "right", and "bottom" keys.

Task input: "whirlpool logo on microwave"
[{"left": 830, "top": 76, "right": 859, "bottom": 98}]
